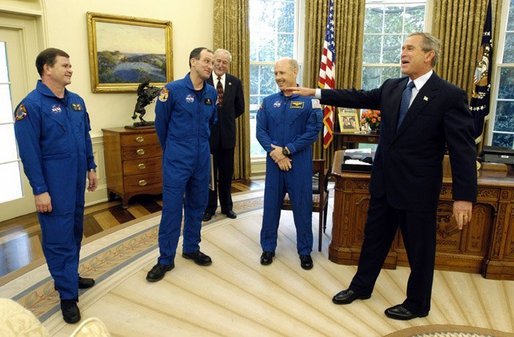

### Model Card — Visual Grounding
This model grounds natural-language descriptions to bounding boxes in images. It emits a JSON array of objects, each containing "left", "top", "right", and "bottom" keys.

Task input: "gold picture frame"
[
  {"left": 86, "top": 12, "right": 173, "bottom": 93},
  {"left": 337, "top": 108, "right": 360, "bottom": 133}
]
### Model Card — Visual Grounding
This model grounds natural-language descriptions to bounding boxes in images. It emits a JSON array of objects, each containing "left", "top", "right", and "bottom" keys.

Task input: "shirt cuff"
[{"left": 315, "top": 89, "right": 322, "bottom": 99}]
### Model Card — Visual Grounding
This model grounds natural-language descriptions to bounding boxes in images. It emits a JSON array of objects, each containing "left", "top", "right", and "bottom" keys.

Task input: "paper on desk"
[{"left": 344, "top": 159, "right": 372, "bottom": 165}]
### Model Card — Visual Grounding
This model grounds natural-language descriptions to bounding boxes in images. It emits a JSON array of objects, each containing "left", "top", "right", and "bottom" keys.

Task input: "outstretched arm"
[{"left": 284, "top": 86, "right": 316, "bottom": 97}]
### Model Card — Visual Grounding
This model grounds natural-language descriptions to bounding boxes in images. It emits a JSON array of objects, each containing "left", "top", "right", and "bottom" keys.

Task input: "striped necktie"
[{"left": 216, "top": 77, "right": 224, "bottom": 107}]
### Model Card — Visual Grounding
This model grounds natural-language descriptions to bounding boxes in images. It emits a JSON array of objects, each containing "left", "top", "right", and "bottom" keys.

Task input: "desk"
[{"left": 330, "top": 150, "right": 514, "bottom": 280}]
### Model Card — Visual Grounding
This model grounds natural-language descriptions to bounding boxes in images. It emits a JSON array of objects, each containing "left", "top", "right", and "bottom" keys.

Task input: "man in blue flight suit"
[
  {"left": 146, "top": 47, "right": 218, "bottom": 282},
  {"left": 14, "top": 48, "right": 98, "bottom": 324},
  {"left": 256, "top": 57, "right": 323, "bottom": 270}
]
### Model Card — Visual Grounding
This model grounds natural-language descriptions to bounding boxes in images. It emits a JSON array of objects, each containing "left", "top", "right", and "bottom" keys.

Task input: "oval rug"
[{"left": 384, "top": 324, "right": 514, "bottom": 337}]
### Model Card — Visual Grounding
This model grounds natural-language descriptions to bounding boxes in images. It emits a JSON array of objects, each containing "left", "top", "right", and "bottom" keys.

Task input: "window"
[
  {"left": 362, "top": 0, "right": 426, "bottom": 90},
  {"left": 491, "top": 0, "right": 514, "bottom": 148},
  {"left": 0, "top": 41, "right": 23, "bottom": 203},
  {"left": 249, "top": 0, "right": 302, "bottom": 159}
]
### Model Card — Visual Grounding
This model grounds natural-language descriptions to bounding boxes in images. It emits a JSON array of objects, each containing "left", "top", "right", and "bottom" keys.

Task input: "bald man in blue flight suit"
[
  {"left": 256, "top": 57, "right": 323, "bottom": 270},
  {"left": 146, "top": 47, "right": 218, "bottom": 283},
  {"left": 14, "top": 48, "right": 98, "bottom": 324}
]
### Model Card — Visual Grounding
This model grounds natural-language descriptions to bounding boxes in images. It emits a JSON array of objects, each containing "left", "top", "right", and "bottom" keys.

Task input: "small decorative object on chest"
[
  {"left": 128, "top": 79, "right": 162, "bottom": 128},
  {"left": 360, "top": 109, "right": 381, "bottom": 134}
]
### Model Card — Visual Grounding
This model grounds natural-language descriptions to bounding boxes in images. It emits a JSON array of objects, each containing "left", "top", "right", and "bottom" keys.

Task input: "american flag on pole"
[
  {"left": 318, "top": 0, "right": 336, "bottom": 149},
  {"left": 471, "top": 0, "right": 492, "bottom": 140}
]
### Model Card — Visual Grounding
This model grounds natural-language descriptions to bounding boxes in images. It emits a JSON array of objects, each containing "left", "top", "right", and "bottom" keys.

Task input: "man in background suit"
[
  {"left": 203, "top": 49, "right": 245, "bottom": 221},
  {"left": 288, "top": 32, "right": 477, "bottom": 320}
]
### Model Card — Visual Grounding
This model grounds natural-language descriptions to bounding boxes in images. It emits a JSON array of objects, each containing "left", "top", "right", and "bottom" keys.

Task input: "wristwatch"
[
  {"left": 89, "top": 168, "right": 96, "bottom": 172},
  {"left": 282, "top": 147, "right": 291, "bottom": 158}
]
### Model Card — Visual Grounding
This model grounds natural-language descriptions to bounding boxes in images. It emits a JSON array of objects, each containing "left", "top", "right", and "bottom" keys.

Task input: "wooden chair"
[{"left": 281, "top": 159, "right": 329, "bottom": 251}]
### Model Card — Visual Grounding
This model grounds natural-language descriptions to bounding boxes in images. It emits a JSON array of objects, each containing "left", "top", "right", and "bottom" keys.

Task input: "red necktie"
[{"left": 216, "top": 77, "right": 224, "bottom": 107}]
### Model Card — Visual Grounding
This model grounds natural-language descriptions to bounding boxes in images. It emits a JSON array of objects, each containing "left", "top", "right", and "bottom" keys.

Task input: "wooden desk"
[{"left": 330, "top": 150, "right": 514, "bottom": 280}]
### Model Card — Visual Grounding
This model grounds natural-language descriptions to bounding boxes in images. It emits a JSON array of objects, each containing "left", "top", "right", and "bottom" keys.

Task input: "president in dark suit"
[
  {"left": 203, "top": 49, "right": 245, "bottom": 221},
  {"left": 288, "top": 32, "right": 477, "bottom": 320}
]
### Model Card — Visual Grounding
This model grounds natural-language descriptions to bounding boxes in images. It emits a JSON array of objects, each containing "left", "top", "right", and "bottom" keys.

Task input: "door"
[{"left": 0, "top": 14, "right": 42, "bottom": 222}]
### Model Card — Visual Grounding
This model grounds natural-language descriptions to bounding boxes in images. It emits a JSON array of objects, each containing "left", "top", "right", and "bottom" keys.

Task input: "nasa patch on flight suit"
[
  {"left": 158, "top": 87, "right": 169, "bottom": 102},
  {"left": 71, "top": 103, "right": 82, "bottom": 111},
  {"left": 312, "top": 99, "right": 321, "bottom": 109},
  {"left": 205, "top": 98, "right": 213, "bottom": 105},
  {"left": 15, "top": 104, "right": 27, "bottom": 121},
  {"left": 290, "top": 101, "right": 304, "bottom": 109}
]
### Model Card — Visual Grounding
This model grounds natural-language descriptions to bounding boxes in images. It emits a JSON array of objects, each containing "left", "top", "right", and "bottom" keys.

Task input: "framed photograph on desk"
[{"left": 337, "top": 108, "right": 360, "bottom": 133}]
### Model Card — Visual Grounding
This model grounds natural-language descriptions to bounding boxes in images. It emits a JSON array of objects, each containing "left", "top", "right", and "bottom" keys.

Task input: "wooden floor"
[{"left": 0, "top": 179, "right": 264, "bottom": 279}]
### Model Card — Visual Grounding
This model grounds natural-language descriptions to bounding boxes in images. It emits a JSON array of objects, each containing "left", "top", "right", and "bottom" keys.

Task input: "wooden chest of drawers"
[{"left": 102, "top": 127, "right": 162, "bottom": 208}]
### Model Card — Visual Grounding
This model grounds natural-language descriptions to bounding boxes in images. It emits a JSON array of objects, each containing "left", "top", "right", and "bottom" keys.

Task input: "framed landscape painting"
[{"left": 87, "top": 12, "right": 173, "bottom": 92}]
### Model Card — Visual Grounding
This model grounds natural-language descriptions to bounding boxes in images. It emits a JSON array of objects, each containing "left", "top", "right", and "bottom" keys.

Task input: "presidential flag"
[
  {"left": 318, "top": 0, "right": 336, "bottom": 149},
  {"left": 470, "top": 0, "right": 492, "bottom": 140}
]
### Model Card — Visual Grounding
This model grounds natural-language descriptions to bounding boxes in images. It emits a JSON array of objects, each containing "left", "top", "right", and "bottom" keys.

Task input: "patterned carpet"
[{"left": 0, "top": 190, "right": 512, "bottom": 337}]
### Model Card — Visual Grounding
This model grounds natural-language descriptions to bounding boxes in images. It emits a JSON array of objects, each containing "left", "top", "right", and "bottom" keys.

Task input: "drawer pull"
[
  {"left": 136, "top": 148, "right": 145, "bottom": 156},
  {"left": 138, "top": 163, "right": 146, "bottom": 170},
  {"left": 135, "top": 136, "right": 145, "bottom": 143},
  {"left": 138, "top": 179, "right": 148, "bottom": 186}
]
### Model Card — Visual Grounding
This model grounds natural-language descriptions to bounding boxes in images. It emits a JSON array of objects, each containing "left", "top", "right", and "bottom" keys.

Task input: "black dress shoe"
[
  {"left": 384, "top": 304, "right": 428, "bottom": 320},
  {"left": 300, "top": 255, "right": 313, "bottom": 270},
  {"left": 202, "top": 212, "right": 213, "bottom": 222},
  {"left": 61, "top": 300, "right": 81, "bottom": 324},
  {"left": 222, "top": 210, "right": 237, "bottom": 219},
  {"left": 78, "top": 277, "right": 95, "bottom": 289},
  {"left": 332, "top": 288, "right": 371, "bottom": 305},
  {"left": 260, "top": 251, "right": 275, "bottom": 265},
  {"left": 182, "top": 251, "right": 212, "bottom": 266},
  {"left": 146, "top": 263, "right": 174, "bottom": 282}
]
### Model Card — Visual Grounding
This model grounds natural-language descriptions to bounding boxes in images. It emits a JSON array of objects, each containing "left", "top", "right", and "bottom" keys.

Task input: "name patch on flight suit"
[
  {"left": 205, "top": 98, "right": 213, "bottom": 105},
  {"left": 71, "top": 103, "right": 82, "bottom": 111},
  {"left": 15, "top": 104, "right": 27, "bottom": 121},
  {"left": 158, "top": 87, "right": 169, "bottom": 102},
  {"left": 290, "top": 101, "right": 304, "bottom": 109}
]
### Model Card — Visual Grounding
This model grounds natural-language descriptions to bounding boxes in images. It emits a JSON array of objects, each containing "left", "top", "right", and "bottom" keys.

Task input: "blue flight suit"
[
  {"left": 155, "top": 73, "right": 217, "bottom": 266},
  {"left": 256, "top": 92, "right": 323, "bottom": 255},
  {"left": 14, "top": 80, "right": 96, "bottom": 301}
]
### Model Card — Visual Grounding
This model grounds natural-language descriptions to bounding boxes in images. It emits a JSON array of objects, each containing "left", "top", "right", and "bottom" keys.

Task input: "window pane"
[
  {"left": 363, "top": 35, "right": 382, "bottom": 64},
  {"left": 0, "top": 124, "right": 18, "bottom": 163},
  {"left": 492, "top": 132, "right": 514, "bottom": 148},
  {"left": 405, "top": 5, "right": 425, "bottom": 32},
  {"left": 278, "top": 33, "right": 294, "bottom": 58},
  {"left": 258, "top": 36, "right": 276, "bottom": 62},
  {"left": 362, "top": 67, "right": 382, "bottom": 90},
  {"left": 0, "top": 162, "right": 22, "bottom": 203},
  {"left": 365, "top": 7, "right": 383, "bottom": 33},
  {"left": 383, "top": 66, "right": 401, "bottom": 82},
  {"left": 508, "top": 0, "right": 514, "bottom": 31},
  {"left": 0, "top": 42, "right": 8, "bottom": 82},
  {"left": 503, "top": 32, "right": 514, "bottom": 63},
  {"left": 493, "top": 101, "right": 514, "bottom": 132},
  {"left": 260, "top": 65, "right": 276, "bottom": 95},
  {"left": 383, "top": 34, "right": 402, "bottom": 63},
  {"left": 498, "top": 67, "right": 514, "bottom": 99},
  {"left": 277, "top": 2, "right": 295, "bottom": 32},
  {"left": 384, "top": 7, "right": 403, "bottom": 33},
  {"left": 0, "top": 84, "right": 13, "bottom": 123}
]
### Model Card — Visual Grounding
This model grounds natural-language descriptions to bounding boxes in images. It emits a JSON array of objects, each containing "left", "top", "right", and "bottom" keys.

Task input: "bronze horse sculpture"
[{"left": 131, "top": 79, "right": 161, "bottom": 127}]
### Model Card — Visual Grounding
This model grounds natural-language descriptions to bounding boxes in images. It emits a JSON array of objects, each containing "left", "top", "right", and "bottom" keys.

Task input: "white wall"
[{"left": 43, "top": 0, "right": 214, "bottom": 137}]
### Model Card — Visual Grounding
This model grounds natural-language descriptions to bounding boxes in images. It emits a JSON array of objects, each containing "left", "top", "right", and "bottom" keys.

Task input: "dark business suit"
[
  {"left": 322, "top": 72, "right": 477, "bottom": 315},
  {"left": 205, "top": 73, "right": 245, "bottom": 214}
]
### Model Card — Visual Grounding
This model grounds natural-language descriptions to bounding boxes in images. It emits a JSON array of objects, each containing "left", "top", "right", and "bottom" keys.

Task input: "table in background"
[{"left": 330, "top": 150, "right": 514, "bottom": 280}]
